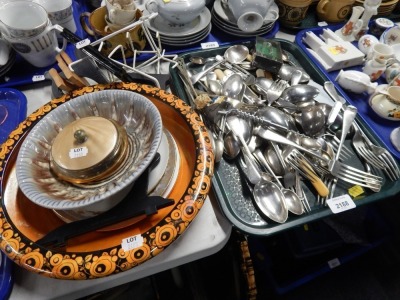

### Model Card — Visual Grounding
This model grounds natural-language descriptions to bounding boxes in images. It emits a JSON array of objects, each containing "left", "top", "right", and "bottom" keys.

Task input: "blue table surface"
[
  {"left": 0, "top": 0, "right": 279, "bottom": 89},
  {"left": 295, "top": 24, "right": 400, "bottom": 161}
]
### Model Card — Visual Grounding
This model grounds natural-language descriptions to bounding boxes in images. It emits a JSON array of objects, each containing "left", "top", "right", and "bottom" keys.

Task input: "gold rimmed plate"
[{"left": 0, "top": 82, "right": 214, "bottom": 280}]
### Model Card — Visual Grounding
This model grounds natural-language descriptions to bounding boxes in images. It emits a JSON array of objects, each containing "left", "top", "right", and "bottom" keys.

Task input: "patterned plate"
[{"left": 0, "top": 82, "right": 213, "bottom": 280}]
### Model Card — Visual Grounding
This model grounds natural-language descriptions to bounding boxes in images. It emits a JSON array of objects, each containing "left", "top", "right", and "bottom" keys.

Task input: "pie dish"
[{"left": 0, "top": 82, "right": 213, "bottom": 279}]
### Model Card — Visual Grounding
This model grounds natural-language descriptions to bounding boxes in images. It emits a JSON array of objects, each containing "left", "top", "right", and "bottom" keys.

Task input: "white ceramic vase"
[
  {"left": 335, "top": 69, "right": 378, "bottom": 94},
  {"left": 335, "top": 6, "right": 365, "bottom": 42},
  {"left": 354, "top": 0, "right": 382, "bottom": 40}
]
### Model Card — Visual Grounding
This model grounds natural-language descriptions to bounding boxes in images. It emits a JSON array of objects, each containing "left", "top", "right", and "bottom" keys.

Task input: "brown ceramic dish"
[{"left": 0, "top": 82, "right": 213, "bottom": 279}]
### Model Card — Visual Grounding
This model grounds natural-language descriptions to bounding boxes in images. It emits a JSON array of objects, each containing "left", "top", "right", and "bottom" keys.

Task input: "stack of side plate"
[
  {"left": 354, "top": 0, "right": 399, "bottom": 16},
  {"left": 211, "top": 0, "right": 278, "bottom": 37},
  {"left": 143, "top": 8, "right": 212, "bottom": 47}
]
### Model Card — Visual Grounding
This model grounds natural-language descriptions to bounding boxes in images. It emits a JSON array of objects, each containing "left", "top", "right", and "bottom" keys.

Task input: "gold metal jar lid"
[{"left": 50, "top": 116, "right": 128, "bottom": 184}]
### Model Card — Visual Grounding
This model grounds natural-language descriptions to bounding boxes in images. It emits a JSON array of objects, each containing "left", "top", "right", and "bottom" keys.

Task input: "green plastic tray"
[{"left": 169, "top": 38, "right": 400, "bottom": 236}]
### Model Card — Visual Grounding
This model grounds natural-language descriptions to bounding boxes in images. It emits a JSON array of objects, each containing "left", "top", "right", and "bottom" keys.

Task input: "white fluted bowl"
[{"left": 15, "top": 89, "right": 163, "bottom": 219}]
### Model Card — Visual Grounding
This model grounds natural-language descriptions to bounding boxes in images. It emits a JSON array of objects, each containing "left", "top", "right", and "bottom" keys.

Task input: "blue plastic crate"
[{"left": 0, "top": 88, "right": 27, "bottom": 145}]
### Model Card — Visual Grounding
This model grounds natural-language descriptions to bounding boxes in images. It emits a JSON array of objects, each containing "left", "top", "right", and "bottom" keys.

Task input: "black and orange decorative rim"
[{"left": 0, "top": 82, "right": 214, "bottom": 279}]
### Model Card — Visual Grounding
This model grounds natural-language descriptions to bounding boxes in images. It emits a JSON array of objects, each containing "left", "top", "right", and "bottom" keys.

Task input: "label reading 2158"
[{"left": 326, "top": 194, "right": 356, "bottom": 214}]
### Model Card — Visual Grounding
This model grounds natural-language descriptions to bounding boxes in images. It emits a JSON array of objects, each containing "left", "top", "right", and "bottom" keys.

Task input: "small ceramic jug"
[
  {"left": 335, "top": 5, "right": 364, "bottom": 41},
  {"left": 385, "top": 60, "right": 400, "bottom": 83},
  {"left": 362, "top": 58, "right": 387, "bottom": 81}
]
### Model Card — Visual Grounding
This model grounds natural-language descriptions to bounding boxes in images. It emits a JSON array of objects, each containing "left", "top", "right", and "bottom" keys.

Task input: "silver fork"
[
  {"left": 266, "top": 79, "right": 288, "bottom": 104},
  {"left": 316, "top": 175, "right": 338, "bottom": 206},
  {"left": 351, "top": 125, "right": 387, "bottom": 170},
  {"left": 257, "top": 128, "right": 383, "bottom": 191},
  {"left": 285, "top": 149, "right": 330, "bottom": 198},
  {"left": 362, "top": 134, "right": 400, "bottom": 181},
  {"left": 293, "top": 171, "right": 312, "bottom": 212},
  {"left": 320, "top": 133, "right": 353, "bottom": 160},
  {"left": 288, "top": 148, "right": 383, "bottom": 192}
]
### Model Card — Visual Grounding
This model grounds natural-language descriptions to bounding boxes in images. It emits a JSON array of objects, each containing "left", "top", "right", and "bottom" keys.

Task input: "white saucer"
[
  {"left": 390, "top": 127, "right": 400, "bottom": 151},
  {"left": 212, "top": 9, "right": 274, "bottom": 31},
  {"left": 212, "top": 10, "right": 274, "bottom": 37},
  {"left": 151, "top": 24, "right": 212, "bottom": 46},
  {"left": 149, "top": 128, "right": 180, "bottom": 198},
  {"left": 148, "top": 130, "right": 170, "bottom": 193},
  {"left": 144, "top": 7, "right": 211, "bottom": 38}
]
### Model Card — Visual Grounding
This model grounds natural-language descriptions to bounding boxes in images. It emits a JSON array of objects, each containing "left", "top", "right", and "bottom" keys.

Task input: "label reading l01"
[
  {"left": 121, "top": 234, "right": 144, "bottom": 251},
  {"left": 69, "top": 147, "right": 88, "bottom": 159}
]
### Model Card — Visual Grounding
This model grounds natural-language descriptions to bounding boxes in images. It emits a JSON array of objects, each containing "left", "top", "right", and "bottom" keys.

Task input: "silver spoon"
[
  {"left": 223, "top": 73, "right": 245, "bottom": 100},
  {"left": 214, "top": 113, "right": 227, "bottom": 163},
  {"left": 226, "top": 115, "right": 260, "bottom": 184},
  {"left": 190, "top": 45, "right": 249, "bottom": 84},
  {"left": 223, "top": 130, "right": 241, "bottom": 160},
  {"left": 279, "top": 64, "right": 310, "bottom": 83},
  {"left": 254, "top": 148, "right": 304, "bottom": 215},
  {"left": 280, "top": 84, "right": 320, "bottom": 104},
  {"left": 263, "top": 145, "right": 286, "bottom": 176},
  {"left": 253, "top": 173, "right": 289, "bottom": 223},
  {"left": 236, "top": 154, "right": 288, "bottom": 223},
  {"left": 300, "top": 105, "right": 326, "bottom": 137}
]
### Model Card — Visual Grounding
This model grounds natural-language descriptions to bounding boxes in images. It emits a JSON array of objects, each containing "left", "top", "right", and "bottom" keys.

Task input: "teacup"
[
  {"left": 366, "top": 42, "right": 395, "bottom": 63},
  {"left": 0, "top": 0, "right": 49, "bottom": 38},
  {"left": 105, "top": 0, "right": 137, "bottom": 25},
  {"left": 145, "top": 0, "right": 206, "bottom": 25},
  {"left": 223, "top": 0, "right": 273, "bottom": 32},
  {"left": 33, "top": 0, "right": 77, "bottom": 34},
  {"left": 316, "top": 0, "right": 355, "bottom": 23},
  {"left": 276, "top": 0, "right": 312, "bottom": 27},
  {"left": 80, "top": 6, "right": 146, "bottom": 58},
  {"left": 2, "top": 21, "right": 66, "bottom": 68}
]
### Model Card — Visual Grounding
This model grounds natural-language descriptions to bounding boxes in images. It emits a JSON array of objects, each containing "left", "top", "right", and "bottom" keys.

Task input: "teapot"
[{"left": 145, "top": 0, "right": 206, "bottom": 25}]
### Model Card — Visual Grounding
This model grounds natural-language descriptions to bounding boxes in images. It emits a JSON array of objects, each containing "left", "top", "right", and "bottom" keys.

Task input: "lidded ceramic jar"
[{"left": 50, "top": 116, "right": 128, "bottom": 184}]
